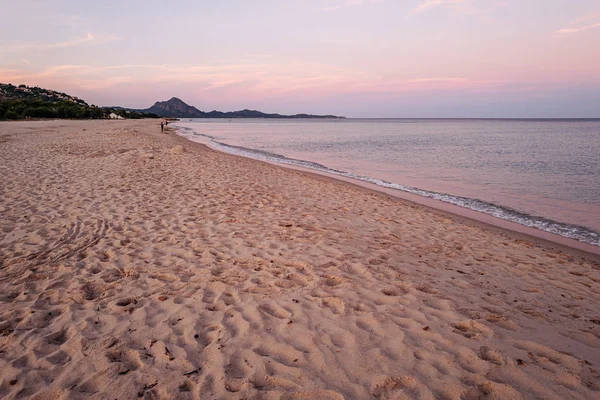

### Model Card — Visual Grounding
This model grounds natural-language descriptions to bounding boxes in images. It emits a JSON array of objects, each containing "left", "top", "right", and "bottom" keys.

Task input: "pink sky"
[{"left": 1, "top": 0, "right": 599, "bottom": 117}]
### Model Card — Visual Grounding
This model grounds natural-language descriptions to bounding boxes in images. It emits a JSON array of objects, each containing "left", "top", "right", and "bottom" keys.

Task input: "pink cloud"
[
  {"left": 406, "top": 0, "right": 507, "bottom": 17},
  {"left": 556, "top": 22, "right": 600, "bottom": 35},
  {"left": 2, "top": 33, "right": 119, "bottom": 52},
  {"left": 556, "top": 9, "right": 600, "bottom": 36},
  {"left": 321, "top": 0, "right": 385, "bottom": 12}
]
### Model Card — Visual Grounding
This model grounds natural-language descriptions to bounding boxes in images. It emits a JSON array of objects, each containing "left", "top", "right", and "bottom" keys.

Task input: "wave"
[{"left": 175, "top": 125, "right": 600, "bottom": 247}]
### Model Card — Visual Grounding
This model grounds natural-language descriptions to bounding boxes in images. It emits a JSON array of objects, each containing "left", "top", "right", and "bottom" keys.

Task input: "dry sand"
[{"left": 0, "top": 119, "right": 599, "bottom": 400}]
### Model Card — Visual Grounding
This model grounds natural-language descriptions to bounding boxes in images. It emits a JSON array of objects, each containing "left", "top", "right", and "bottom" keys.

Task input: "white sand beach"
[{"left": 0, "top": 119, "right": 599, "bottom": 399}]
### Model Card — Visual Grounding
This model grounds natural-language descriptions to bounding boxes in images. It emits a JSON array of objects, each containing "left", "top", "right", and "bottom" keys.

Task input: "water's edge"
[{"left": 175, "top": 125, "right": 600, "bottom": 248}]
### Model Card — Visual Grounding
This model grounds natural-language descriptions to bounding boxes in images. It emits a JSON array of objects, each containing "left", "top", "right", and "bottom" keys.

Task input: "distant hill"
[
  {"left": 130, "top": 97, "right": 344, "bottom": 119},
  {"left": 0, "top": 83, "right": 158, "bottom": 120},
  {"left": 144, "top": 97, "right": 205, "bottom": 118},
  {"left": 0, "top": 83, "right": 89, "bottom": 106},
  {"left": 1, "top": 84, "right": 343, "bottom": 120}
]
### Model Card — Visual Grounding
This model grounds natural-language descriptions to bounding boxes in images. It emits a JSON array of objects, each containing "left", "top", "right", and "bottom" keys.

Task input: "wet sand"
[{"left": 1, "top": 119, "right": 599, "bottom": 399}]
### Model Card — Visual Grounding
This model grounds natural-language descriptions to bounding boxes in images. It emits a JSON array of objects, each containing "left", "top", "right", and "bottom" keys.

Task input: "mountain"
[
  {"left": 1, "top": 85, "right": 343, "bottom": 120},
  {"left": 133, "top": 97, "right": 344, "bottom": 119},
  {"left": 144, "top": 97, "right": 205, "bottom": 118}
]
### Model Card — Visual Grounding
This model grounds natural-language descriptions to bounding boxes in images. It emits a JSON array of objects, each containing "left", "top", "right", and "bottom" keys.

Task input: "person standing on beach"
[{"left": 160, "top": 121, "right": 164, "bottom": 132}]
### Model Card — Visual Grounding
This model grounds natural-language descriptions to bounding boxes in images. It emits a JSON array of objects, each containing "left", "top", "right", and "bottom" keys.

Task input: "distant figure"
[{"left": 160, "top": 121, "right": 164, "bottom": 132}]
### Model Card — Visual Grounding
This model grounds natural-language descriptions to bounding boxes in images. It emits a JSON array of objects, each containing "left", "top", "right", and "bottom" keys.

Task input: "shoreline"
[
  {"left": 1, "top": 119, "right": 599, "bottom": 399},
  {"left": 173, "top": 125, "right": 600, "bottom": 260},
  {"left": 275, "top": 162, "right": 600, "bottom": 261}
]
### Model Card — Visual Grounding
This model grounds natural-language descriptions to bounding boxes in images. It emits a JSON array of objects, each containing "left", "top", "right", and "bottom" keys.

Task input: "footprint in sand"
[
  {"left": 105, "top": 348, "right": 143, "bottom": 374},
  {"left": 224, "top": 352, "right": 253, "bottom": 393},
  {"left": 322, "top": 274, "right": 344, "bottom": 287},
  {"left": 479, "top": 346, "right": 505, "bottom": 365},
  {"left": 45, "top": 328, "right": 69, "bottom": 346},
  {"left": 452, "top": 320, "right": 493, "bottom": 341},
  {"left": 462, "top": 381, "right": 524, "bottom": 400},
  {"left": 371, "top": 376, "right": 429, "bottom": 399},
  {"left": 80, "top": 282, "right": 103, "bottom": 300},
  {"left": 259, "top": 303, "right": 292, "bottom": 319},
  {"left": 46, "top": 349, "right": 72, "bottom": 366},
  {"left": 322, "top": 297, "right": 345, "bottom": 314}
]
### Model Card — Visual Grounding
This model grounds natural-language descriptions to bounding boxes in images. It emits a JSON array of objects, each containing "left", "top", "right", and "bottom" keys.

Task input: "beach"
[{"left": 1, "top": 119, "right": 599, "bottom": 399}]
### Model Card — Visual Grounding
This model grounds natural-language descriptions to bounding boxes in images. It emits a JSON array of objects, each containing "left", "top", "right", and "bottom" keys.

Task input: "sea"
[{"left": 174, "top": 119, "right": 600, "bottom": 247}]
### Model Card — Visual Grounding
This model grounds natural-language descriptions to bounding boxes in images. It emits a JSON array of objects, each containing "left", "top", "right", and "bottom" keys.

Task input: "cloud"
[
  {"left": 406, "top": 0, "right": 506, "bottom": 17},
  {"left": 406, "top": 77, "right": 468, "bottom": 84},
  {"left": 573, "top": 9, "right": 600, "bottom": 25},
  {"left": 556, "top": 22, "right": 600, "bottom": 35},
  {"left": 321, "top": 0, "right": 384, "bottom": 12},
  {"left": 2, "top": 33, "right": 119, "bottom": 52},
  {"left": 2, "top": 58, "right": 552, "bottom": 103},
  {"left": 556, "top": 11, "right": 600, "bottom": 36},
  {"left": 407, "top": 0, "right": 467, "bottom": 16},
  {"left": 0, "top": 60, "right": 365, "bottom": 94}
]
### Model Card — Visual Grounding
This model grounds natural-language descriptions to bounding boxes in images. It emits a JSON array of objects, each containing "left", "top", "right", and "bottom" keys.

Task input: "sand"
[{"left": 0, "top": 119, "right": 599, "bottom": 400}]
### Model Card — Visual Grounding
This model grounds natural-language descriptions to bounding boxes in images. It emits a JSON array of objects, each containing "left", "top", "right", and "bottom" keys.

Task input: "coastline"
[
  {"left": 275, "top": 165, "right": 600, "bottom": 259},
  {"left": 174, "top": 124, "right": 600, "bottom": 259},
  {"left": 1, "top": 119, "right": 599, "bottom": 399}
]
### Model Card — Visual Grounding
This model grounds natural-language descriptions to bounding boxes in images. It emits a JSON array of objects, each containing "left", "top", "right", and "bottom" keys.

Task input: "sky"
[{"left": 1, "top": 0, "right": 599, "bottom": 117}]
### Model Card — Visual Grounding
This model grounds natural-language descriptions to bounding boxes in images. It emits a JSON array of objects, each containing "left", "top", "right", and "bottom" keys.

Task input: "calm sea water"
[{"left": 175, "top": 119, "right": 600, "bottom": 247}]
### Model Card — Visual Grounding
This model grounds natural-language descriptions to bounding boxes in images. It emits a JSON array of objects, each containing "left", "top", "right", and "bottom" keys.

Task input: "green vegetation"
[
  {"left": 1, "top": 98, "right": 103, "bottom": 119},
  {"left": 0, "top": 83, "right": 158, "bottom": 120}
]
